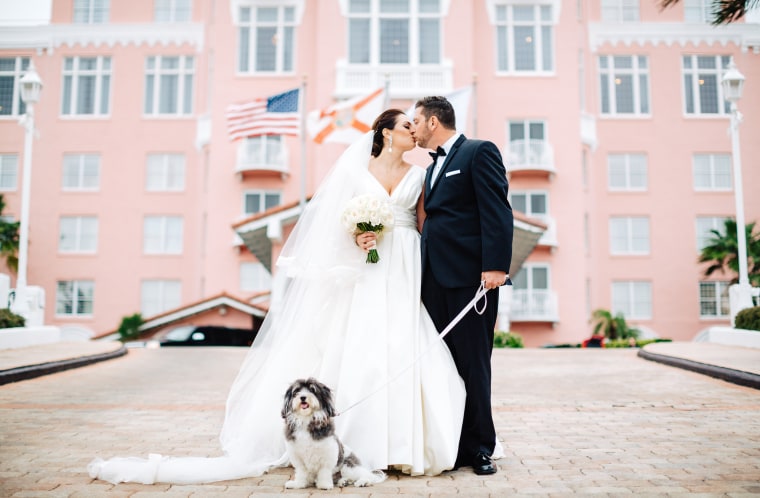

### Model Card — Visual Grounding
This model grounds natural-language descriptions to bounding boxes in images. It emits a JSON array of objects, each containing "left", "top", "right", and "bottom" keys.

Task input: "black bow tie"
[{"left": 428, "top": 146, "right": 446, "bottom": 162}]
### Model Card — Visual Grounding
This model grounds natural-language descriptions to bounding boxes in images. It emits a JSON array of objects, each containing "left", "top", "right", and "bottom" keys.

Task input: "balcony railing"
[
  {"left": 334, "top": 61, "right": 453, "bottom": 99},
  {"left": 510, "top": 289, "right": 559, "bottom": 322},
  {"left": 505, "top": 139, "right": 556, "bottom": 175}
]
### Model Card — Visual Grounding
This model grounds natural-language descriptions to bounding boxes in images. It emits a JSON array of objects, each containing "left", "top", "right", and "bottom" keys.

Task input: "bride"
[{"left": 88, "top": 109, "right": 468, "bottom": 484}]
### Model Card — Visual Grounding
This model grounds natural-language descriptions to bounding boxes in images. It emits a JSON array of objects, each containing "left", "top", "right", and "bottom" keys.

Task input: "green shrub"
[
  {"left": 606, "top": 337, "right": 673, "bottom": 348},
  {"left": 117, "top": 313, "right": 144, "bottom": 342},
  {"left": 494, "top": 330, "right": 524, "bottom": 348},
  {"left": 735, "top": 306, "right": 760, "bottom": 331},
  {"left": 0, "top": 308, "right": 25, "bottom": 328}
]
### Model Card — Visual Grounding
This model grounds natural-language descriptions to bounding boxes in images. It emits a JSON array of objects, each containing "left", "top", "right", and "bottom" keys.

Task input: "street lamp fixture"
[{"left": 721, "top": 58, "right": 756, "bottom": 325}]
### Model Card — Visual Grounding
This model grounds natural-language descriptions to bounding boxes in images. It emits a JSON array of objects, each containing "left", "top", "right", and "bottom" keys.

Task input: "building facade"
[{"left": 0, "top": 0, "right": 757, "bottom": 346}]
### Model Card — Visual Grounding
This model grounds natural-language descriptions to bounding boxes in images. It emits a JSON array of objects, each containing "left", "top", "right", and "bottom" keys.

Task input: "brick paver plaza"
[{"left": 1, "top": 347, "right": 759, "bottom": 497}]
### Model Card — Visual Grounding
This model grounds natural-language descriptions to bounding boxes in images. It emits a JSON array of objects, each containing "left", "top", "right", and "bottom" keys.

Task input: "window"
[
  {"left": 240, "top": 262, "right": 272, "bottom": 291},
  {"left": 599, "top": 55, "right": 650, "bottom": 115},
  {"left": 238, "top": 5, "right": 296, "bottom": 73},
  {"left": 608, "top": 153, "right": 647, "bottom": 191},
  {"left": 62, "top": 57, "right": 112, "bottom": 116},
  {"left": 612, "top": 281, "right": 651, "bottom": 319},
  {"left": 347, "top": 0, "right": 442, "bottom": 66},
  {"left": 508, "top": 120, "right": 547, "bottom": 164},
  {"left": 693, "top": 153, "right": 731, "bottom": 191},
  {"left": 510, "top": 191, "right": 548, "bottom": 219},
  {"left": 238, "top": 136, "right": 286, "bottom": 168},
  {"left": 73, "top": 0, "right": 109, "bottom": 23},
  {"left": 684, "top": 0, "right": 715, "bottom": 22},
  {"left": 601, "top": 0, "right": 639, "bottom": 21},
  {"left": 144, "top": 56, "right": 194, "bottom": 116},
  {"left": 696, "top": 216, "right": 727, "bottom": 252},
  {"left": 609, "top": 216, "right": 649, "bottom": 255},
  {"left": 59, "top": 216, "right": 98, "bottom": 253},
  {"left": 495, "top": 4, "right": 554, "bottom": 73},
  {"left": 683, "top": 55, "right": 731, "bottom": 115},
  {"left": 56, "top": 280, "right": 94, "bottom": 316},
  {"left": 0, "top": 57, "right": 29, "bottom": 117},
  {"left": 699, "top": 281, "right": 730, "bottom": 318},
  {"left": 146, "top": 153, "right": 185, "bottom": 191},
  {"left": 244, "top": 190, "right": 281, "bottom": 216},
  {"left": 155, "top": 0, "right": 191, "bottom": 22},
  {"left": 513, "top": 264, "right": 549, "bottom": 292},
  {"left": 143, "top": 216, "right": 183, "bottom": 254},
  {"left": 141, "top": 279, "right": 181, "bottom": 317},
  {"left": 0, "top": 154, "right": 18, "bottom": 190},
  {"left": 62, "top": 154, "right": 100, "bottom": 191}
]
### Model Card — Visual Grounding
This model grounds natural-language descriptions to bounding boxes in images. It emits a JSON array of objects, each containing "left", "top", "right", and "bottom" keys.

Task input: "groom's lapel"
[{"left": 427, "top": 135, "right": 466, "bottom": 200}]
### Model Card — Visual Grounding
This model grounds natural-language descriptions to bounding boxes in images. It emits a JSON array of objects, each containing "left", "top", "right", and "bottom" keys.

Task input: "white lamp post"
[
  {"left": 10, "top": 61, "right": 42, "bottom": 319},
  {"left": 721, "top": 58, "right": 755, "bottom": 324}
]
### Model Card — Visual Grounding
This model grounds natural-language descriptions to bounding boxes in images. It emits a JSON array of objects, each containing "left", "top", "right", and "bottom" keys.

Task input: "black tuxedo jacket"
[{"left": 421, "top": 135, "right": 513, "bottom": 288}]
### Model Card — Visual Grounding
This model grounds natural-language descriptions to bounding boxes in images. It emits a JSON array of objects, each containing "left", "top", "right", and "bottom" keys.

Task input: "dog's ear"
[
  {"left": 310, "top": 379, "right": 336, "bottom": 417},
  {"left": 281, "top": 383, "right": 295, "bottom": 419}
]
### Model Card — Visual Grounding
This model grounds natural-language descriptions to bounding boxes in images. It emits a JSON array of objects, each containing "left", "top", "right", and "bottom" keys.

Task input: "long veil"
[{"left": 89, "top": 133, "right": 376, "bottom": 485}]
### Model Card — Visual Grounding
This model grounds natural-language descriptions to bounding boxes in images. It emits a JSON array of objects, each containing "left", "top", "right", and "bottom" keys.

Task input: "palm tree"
[
  {"left": 590, "top": 309, "right": 640, "bottom": 340},
  {"left": 0, "top": 195, "right": 19, "bottom": 273},
  {"left": 660, "top": 0, "right": 760, "bottom": 25},
  {"left": 698, "top": 219, "right": 760, "bottom": 287}
]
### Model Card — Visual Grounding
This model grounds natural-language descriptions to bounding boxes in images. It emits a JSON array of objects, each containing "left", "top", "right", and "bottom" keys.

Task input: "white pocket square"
[{"left": 445, "top": 169, "right": 461, "bottom": 177}]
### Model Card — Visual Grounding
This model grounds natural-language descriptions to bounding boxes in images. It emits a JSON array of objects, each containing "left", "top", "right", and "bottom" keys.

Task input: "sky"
[{"left": 0, "top": 0, "right": 51, "bottom": 25}]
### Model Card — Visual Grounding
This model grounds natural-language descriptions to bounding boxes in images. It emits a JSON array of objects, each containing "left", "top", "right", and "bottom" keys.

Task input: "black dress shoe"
[{"left": 472, "top": 452, "right": 497, "bottom": 475}]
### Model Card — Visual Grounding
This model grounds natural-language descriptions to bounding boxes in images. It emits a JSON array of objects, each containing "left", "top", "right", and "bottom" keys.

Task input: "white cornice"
[
  {"left": 589, "top": 22, "right": 760, "bottom": 54},
  {"left": 0, "top": 23, "right": 205, "bottom": 53}
]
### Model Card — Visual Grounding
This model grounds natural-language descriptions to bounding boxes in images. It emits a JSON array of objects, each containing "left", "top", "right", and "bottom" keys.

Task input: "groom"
[{"left": 413, "top": 96, "right": 513, "bottom": 475}]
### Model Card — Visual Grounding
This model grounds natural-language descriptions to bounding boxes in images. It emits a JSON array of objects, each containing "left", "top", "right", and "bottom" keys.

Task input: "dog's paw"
[
  {"left": 316, "top": 480, "right": 334, "bottom": 490},
  {"left": 285, "top": 480, "right": 307, "bottom": 489},
  {"left": 353, "top": 478, "right": 372, "bottom": 487},
  {"left": 337, "top": 478, "right": 351, "bottom": 487}
]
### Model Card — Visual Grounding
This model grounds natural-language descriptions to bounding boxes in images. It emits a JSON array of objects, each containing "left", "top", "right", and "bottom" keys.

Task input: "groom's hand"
[{"left": 481, "top": 271, "right": 508, "bottom": 290}]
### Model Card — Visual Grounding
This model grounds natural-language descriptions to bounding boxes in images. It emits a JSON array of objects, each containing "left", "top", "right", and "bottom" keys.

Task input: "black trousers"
[{"left": 421, "top": 266, "right": 498, "bottom": 465}]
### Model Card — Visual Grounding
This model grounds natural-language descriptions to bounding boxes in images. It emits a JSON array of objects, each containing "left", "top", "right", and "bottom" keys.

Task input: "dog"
[{"left": 281, "top": 377, "right": 386, "bottom": 489}]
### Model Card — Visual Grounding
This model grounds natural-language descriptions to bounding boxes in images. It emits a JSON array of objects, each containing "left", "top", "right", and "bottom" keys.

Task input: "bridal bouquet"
[{"left": 341, "top": 193, "right": 394, "bottom": 264}]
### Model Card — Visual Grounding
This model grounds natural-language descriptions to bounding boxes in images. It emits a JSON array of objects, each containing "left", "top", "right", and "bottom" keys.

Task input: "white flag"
[
  {"left": 407, "top": 86, "right": 473, "bottom": 134},
  {"left": 307, "top": 88, "right": 386, "bottom": 144}
]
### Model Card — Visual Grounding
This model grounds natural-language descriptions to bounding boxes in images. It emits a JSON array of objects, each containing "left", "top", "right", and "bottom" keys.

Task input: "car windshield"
[{"left": 163, "top": 326, "right": 196, "bottom": 341}]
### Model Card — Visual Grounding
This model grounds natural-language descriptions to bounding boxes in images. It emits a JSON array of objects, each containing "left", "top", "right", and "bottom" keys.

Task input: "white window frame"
[
  {"left": 699, "top": 281, "right": 730, "bottom": 319},
  {"left": 62, "top": 56, "right": 112, "bottom": 117},
  {"left": 612, "top": 281, "right": 651, "bottom": 320},
  {"left": 693, "top": 153, "right": 732, "bottom": 191},
  {"left": 0, "top": 57, "right": 30, "bottom": 117},
  {"left": 608, "top": 153, "right": 647, "bottom": 191},
  {"left": 56, "top": 280, "right": 94, "bottom": 317},
  {"left": 601, "top": 0, "right": 639, "bottom": 21},
  {"left": 494, "top": 3, "right": 554, "bottom": 74},
  {"left": 237, "top": 4, "right": 297, "bottom": 74},
  {"left": 62, "top": 154, "right": 100, "bottom": 191},
  {"left": 240, "top": 261, "right": 273, "bottom": 291},
  {"left": 154, "top": 0, "right": 192, "bottom": 22},
  {"left": 696, "top": 216, "right": 727, "bottom": 252},
  {"left": 609, "top": 216, "right": 650, "bottom": 255},
  {"left": 140, "top": 279, "right": 181, "bottom": 317},
  {"left": 509, "top": 190, "right": 549, "bottom": 218},
  {"left": 73, "top": 0, "right": 109, "bottom": 23},
  {"left": 599, "top": 55, "right": 650, "bottom": 116},
  {"left": 684, "top": 0, "right": 715, "bottom": 23},
  {"left": 59, "top": 216, "right": 98, "bottom": 253},
  {"left": 513, "top": 263, "right": 551, "bottom": 291},
  {"left": 507, "top": 119, "right": 548, "bottom": 164},
  {"left": 144, "top": 55, "right": 194, "bottom": 116},
  {"left": 143, "top": 215, "right": 184, "bottom": 254},
  {"left": 243, "top": 190, "right": 282, "bottom": 216},
  {"left": 0, "top": 154, "right": 18, "bottom": 191},
  {"left": 237, "top": 135, "right": 287, "bottom": 169},
  {"left": 682, "top": 55, "right": 731, "bottom": 116},
  {"left": 146, "top": 153, "right": 185, "bottom": 192}
]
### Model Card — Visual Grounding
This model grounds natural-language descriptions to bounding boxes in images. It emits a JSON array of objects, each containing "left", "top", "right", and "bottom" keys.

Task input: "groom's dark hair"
[{"left": 415, "top": 96, "right": 456, "bottom": 131}]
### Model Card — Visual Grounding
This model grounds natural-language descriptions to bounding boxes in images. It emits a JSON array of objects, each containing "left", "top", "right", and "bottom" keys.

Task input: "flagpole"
[
  {"left": 472, "top": 73, "right": 478, "bottom": 138},
  {"left": 383, "top": 73, "right": 391, "bottom": 108},
  {"left": 299, "top": 75, "right": 307, "bottom": 210}
]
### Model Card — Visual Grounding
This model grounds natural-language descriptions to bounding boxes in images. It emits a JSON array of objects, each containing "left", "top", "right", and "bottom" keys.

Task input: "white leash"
[{"left": 336, "top": 281, "right": 489, "bottom": 417}]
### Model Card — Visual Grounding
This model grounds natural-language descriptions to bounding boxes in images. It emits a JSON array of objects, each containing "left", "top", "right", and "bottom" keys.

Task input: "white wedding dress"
[{"left": 89, "top": 134, "right": 467, "bottom": 484}]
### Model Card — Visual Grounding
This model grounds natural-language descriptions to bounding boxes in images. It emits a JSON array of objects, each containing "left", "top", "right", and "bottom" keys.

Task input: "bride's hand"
[{"left": 356, "top": 232, "right": 377, "bottom": 253}]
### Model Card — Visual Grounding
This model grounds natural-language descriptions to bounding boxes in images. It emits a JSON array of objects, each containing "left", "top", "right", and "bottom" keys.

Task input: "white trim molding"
[
  {"left": 485, "top": 0, "right": 562, "bottom": 24},
  {"left": 0, "top": 23, "right": 205, "bottom": 53},
  {"left": 230, "top": 0, "right": 305, "bottom": 25},
  {"left": 589, "top": 22, "right": 760, "bottom": 54}
]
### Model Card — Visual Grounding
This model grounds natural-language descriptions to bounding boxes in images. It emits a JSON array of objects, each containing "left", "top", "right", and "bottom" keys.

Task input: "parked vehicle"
[{"left": 158, "top": 325, "right": 257, "bottom": 347}]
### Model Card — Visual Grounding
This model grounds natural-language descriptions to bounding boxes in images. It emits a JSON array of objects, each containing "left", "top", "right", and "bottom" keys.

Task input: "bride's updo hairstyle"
[{"left": 371, "top": 109, "right": 405, "bottom": 157}]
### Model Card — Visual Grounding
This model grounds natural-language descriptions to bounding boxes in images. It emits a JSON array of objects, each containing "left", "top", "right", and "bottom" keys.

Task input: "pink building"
[{"left": 0, "top": 0, "right": 757, "bottom": 346}]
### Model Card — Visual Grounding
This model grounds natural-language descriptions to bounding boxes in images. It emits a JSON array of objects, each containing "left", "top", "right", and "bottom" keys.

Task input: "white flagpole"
[
  {"left": 383, "top": 73, "right": 391, "bottom": 108},
  {"left": 472, "top": 73, "right": 478, "bottom": 138},
  {"left": 299, "top": 75, "right": 307, "bottom": 210}
]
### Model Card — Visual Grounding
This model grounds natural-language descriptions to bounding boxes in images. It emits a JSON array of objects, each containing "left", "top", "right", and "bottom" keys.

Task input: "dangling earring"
[{"left": 388, "top": 134, "right": 393, "bottom": 152}]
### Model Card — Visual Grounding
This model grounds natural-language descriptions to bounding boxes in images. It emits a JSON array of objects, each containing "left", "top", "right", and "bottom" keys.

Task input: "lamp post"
[
  {"left": 721, "top": 58, "right": 755, "bottom": 324},
  {"left": 10, "top": 61, "right": 42, "bottom": 319}
]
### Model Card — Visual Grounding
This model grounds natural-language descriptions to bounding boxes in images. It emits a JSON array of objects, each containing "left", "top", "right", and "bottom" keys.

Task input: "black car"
[{"left": 158, "top": 325, "right": 257, "bottom": 347}]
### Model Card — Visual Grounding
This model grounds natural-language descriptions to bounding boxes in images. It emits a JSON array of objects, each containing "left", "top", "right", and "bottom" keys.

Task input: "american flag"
[{"left": 226, "top": 88, "right": 301, "bottom": 141}]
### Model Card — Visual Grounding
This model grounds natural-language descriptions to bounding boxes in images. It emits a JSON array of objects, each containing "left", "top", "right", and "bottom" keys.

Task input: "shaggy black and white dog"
[{"left": 281, "top": 378, "right": 386, "bottom": 489}]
